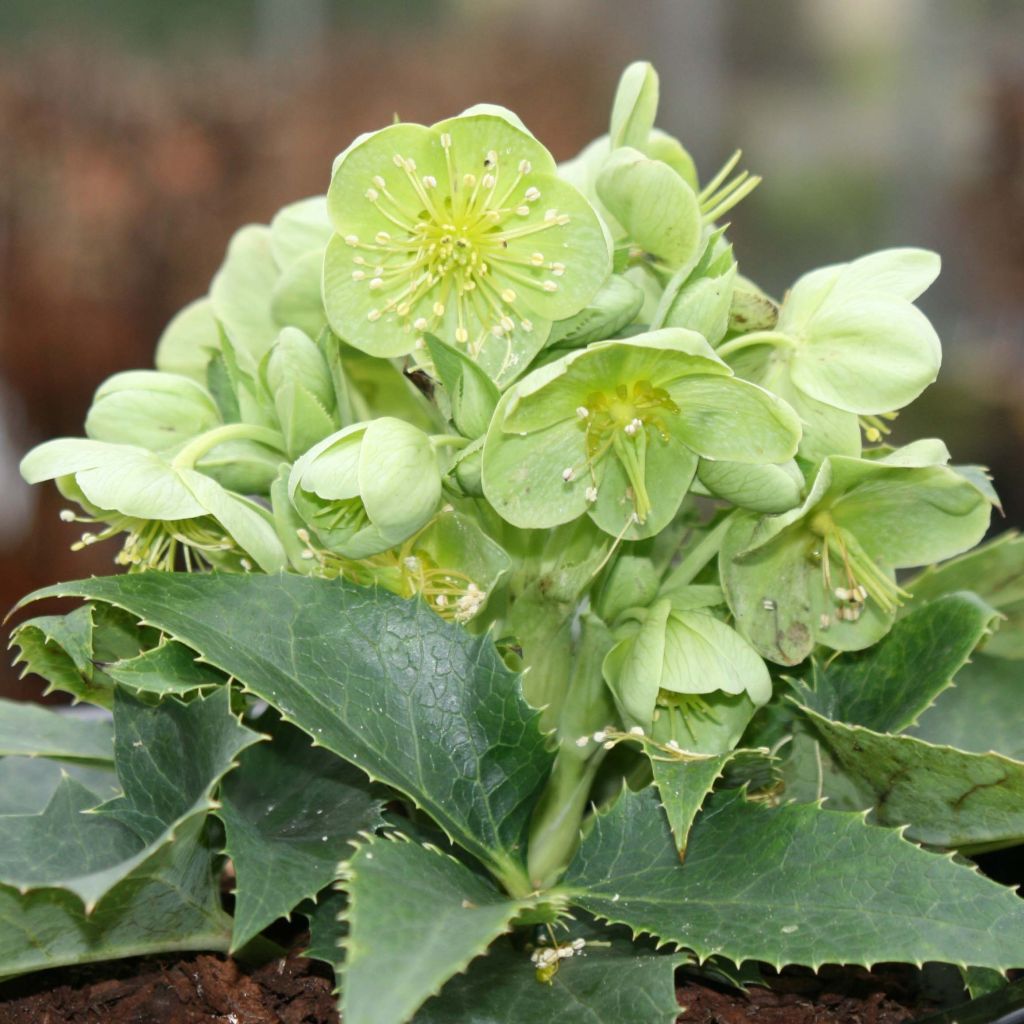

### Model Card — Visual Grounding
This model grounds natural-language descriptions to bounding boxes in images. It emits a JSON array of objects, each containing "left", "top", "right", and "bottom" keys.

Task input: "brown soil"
[{"left": 0, "top": 954, "right": 940, "bottom": 1024}]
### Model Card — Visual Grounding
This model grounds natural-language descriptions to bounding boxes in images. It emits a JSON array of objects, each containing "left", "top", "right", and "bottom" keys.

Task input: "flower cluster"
[{"left": 23, "top": 61, "right": 995, "bottom": 755}]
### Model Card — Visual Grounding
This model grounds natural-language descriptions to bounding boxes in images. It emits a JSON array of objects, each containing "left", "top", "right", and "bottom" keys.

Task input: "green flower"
[
  {"left": 603, "top": 595, "right": 771, "bottom": 754},
  {"left": 719, "top": 248, "right": 942, "bottom": 464},
  {"left": 20, "top": 433, "right": 287, "bottom": 573},
  {"left": 84, "top": 371, "right": 221, "bottom": 452},
  {"left": 720, "top": 440, "right": 996, "bottom": 665},
  {"left": 481, "top": 328, "right": 801, "bottom": 540},
  {"left": 322, "top": 108, "right": 611, "bottom": 384},
  {"left": 288, "top": 418, "right": 442, "bottom": 559}
]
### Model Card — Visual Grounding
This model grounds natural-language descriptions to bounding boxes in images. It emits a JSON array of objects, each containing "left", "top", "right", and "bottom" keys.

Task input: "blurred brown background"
[{"left": 2, "top": 0, "right": 1023, "bottom": 699}]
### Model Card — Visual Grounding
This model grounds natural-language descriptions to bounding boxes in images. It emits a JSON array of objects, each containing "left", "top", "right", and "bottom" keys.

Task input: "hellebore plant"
[{"left": 4, "top": 62, "right": 1024, "bottom": 1024}]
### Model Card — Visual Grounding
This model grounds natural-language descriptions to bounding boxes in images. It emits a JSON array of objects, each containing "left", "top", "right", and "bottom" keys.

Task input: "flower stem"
[
  {"left": 715, "top": 330, "right": 794, "bottom": 361},
  {"left": 172, "top": 424, "right": 286, "bottom": 470}
]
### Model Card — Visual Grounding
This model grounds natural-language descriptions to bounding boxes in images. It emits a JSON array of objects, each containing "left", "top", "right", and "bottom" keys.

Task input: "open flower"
[
  {"left": 719, "top": 440, "right": 996, "bottom": 665},
  {"left": 20, "top": 436, "right": 287, "bottom": 573},
  {"left": 322, "top": 108, "right": 612, "bottom": 384},
  {"left": 603, "top": 595, "right": 771, "bottom": 754},
  {"left": 481, "top": 328, "right": 801, "bottom": 540},
  {"left": 719, "top": 248, "right": 942, "bottom": 465},
  {"left": 288, "top": 418, "right": 442, "bottom": 559}
]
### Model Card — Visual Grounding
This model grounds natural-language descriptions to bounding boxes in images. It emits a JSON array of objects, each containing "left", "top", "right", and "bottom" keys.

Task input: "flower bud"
[
  {"left": 289, "top": 418, "right": 441, "bottom": 559},
  {"left": 609, "top": 61, "right": 659, "bottom": 152},
  {"left": 84, "top": 371, "right": 220, "bottom": 452},
  {"left": 696, "top": 458, "right": 804, "bottom": 513},
  {"left": 656, "top": 232, "right": 737, "bottom": 346},
  {"left": 264, "top": 327, "right": 339, "bottom": 457},
  {"left": 546, "top": 275, "right": 645, "bottom": 351}
]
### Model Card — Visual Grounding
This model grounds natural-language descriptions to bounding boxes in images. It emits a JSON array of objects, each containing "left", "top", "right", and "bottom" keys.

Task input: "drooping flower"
[
  {"left": 322, "top": 108, "right": 612, "bottom": 384},
  {"left": 288, "top": 418, "right": 442, "bottom": 559},
  {"left": 719, "top": 248, "right": 943, "bottom": 465},
  {"left": 603, "top": 594, "right": 771, "bottom": 754},
  {"left": 20, "top": 435, "right": 288, "bottom": 573},
  {"left": 481, "top": 328, "right": 801, "bottom": 540},
  {"left": 719, "top": 440, "right": 996, "bottom": 665}
]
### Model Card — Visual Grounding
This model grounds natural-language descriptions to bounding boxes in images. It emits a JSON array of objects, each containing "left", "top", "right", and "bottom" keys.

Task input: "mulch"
[{"left": 0, "top": 953, "right": 942, "bottom": 1024}]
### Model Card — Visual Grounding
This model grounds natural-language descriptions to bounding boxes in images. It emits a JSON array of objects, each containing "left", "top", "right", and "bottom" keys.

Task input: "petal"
[
  {"left": 291, "top": 424, "right": 367, "bottom": 502},
  {"left": 21, "top": 438, "right": 136, "bottom": 484},
  {"left": 269, "top": 195, "right": 332, "bottom": 270},
  {"left": 358, "top": 418, "right": 441, "bottom": 542},
  {"left": 790, "top": 298, "right": 941, "bottom": 414},
  {"left": 667, "top": 375, "right": 801, "bottom": 464},
  {"left": 77, "top": 452, "right": 205, "bottom": 521}
]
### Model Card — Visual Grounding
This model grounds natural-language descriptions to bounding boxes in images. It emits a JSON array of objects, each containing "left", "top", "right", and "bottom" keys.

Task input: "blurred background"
[{"left": 2, "top": 0, "right": 1023, "bottom": 698}]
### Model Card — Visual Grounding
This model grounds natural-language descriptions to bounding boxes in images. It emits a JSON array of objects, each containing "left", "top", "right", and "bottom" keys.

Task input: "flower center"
[
  {"left": 343, "top": 134, "right": 572, "bottom": 371},
  {"left": 571, "top": 380, "right": 679, "bottom": 523}
]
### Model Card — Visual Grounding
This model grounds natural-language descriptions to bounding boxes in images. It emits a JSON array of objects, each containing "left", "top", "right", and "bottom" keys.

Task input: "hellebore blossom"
[
  {"left": 602, "top": 595, "right": 772, "bottom": 754},
  {"left": 719, "top": 248, "right": 943, "bottom": 465},
  {"left": 20, "top": 431, "right": 288, "bottom": 573},
  {"left": 322, "top": 108, "right": 612, "bottom": 384},
  {"left": 288, "top": 417, "right": 442, "bottom": 560},
  {"left": 720, "top": 440, "right": 995, "bottom": 665},
  {"left": 481, "top": 328, "right": 801, "bottom": 539}
]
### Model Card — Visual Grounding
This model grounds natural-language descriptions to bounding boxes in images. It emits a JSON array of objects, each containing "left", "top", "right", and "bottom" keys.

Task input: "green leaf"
[
  {"left": 795, "top": 593, "right": 999, "bottom": 733},
  {"left": 416, "top": 929, "right": 682, "bottom": 1024},
  {"left": 218, "top": 714, "right": 386, "bottom": 951},
  {"left": 909, "top": 655, "right": 1024, "bottom": 760},
  {"left": 561, "top": 786, "right": 1024, "bottom": 970},
  {"left": 0, "top": 699, "right": 113, "bottom": 761},
  {"left": 0, "top": 816, "right": 231, "bottom": 982},
  {"left": 0, "top": 687, "right": 258, "bottom": 910},
  {"left": 302, "top": 888, "right": 347, "bottom": 974},
  {"left": 650, "top": 751, "right": 736, "bottom": 856},
  {"left": 907, "top": 532, "right": 1024, "bottom": 659},
  {"left": 26, "top": 573, "right": 554, "bottom": 896},
  {"left": 102, "top": 640, "right": 227, "bottom": 697},
  {"left": 342, "top": 835, "right": 537, "bottom": 1024},
  {"left": 0, "top": 757, "right": 118, "bottom": 815},
  {"left": 796, "top": 708, "right": 1024, "bottom": 851}
]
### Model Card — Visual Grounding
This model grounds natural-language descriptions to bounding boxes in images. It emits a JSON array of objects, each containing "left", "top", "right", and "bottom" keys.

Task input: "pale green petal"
[
  {"left": 291, "top": 424, "right": 366, "bottom": 502},
  {"left": 822, "top": 247, "right": 940, "bottom": 305},
  {"left": 829, "top": 462, "right": 993, "bottom": 569},
  {"left": 603, "top": 599, "right": 671, "bottom": 729},
  {"left": 697, "top": 458, "right": 804, "bottom": 513},
  {"left": 21, "top": 438, "right": 141, "bottom": 485},
  {"left": 76, "top": 452, "right": 206, "bottom": 521},
  {"left": 358, "top": 418, "right": 440, "bottom": 542},
  {"left": 596, "top": 147, "right": 701, "bottom": 267},
  {"left": 210, "top": 224, "right": 280, "bottom": 368},
  {"left": 660, "top": 610, "right": 772, "bottom": 704},
  {"left": 481, "top": 392, "right": 593, "bottom": 529},
  {"left": 609, "top": 61, "right": 659, "bottom": 151},
  {"left": 644, "top": 130, "right": 699, "bottom": 190},
  {"left": 790, "top": 299, "right": 941, "bottom": 414},
  {"left": 269, "top": 195, "right": 332, "bottom": 269},
  {"left": 179, "top": 469, "right": 288, "bottom": 573},
  {"left": 433, "top": 111, "right": 554, "bottom": 174},
  {"left": 666, "top": 375, "right": 801, "bottom": 464},
  {"left": 154, "top": 298, "right": 220, "bottom": 382},
  {"left": 545, "top": 274, "right": 645, "bottom": 350},
  {"left": 588, "top": 433, "right": 697, "bottom": 540},
  {"left": 270, "top": 249, "right": 327, "bottom": 337}
]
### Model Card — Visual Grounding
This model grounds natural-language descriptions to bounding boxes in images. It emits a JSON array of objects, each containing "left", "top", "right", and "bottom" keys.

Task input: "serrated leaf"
[
  {"left": 0, "top": 687, "right": 258, "bottom": 909},
  {"left": 797, "top": 707, "right": 1024, "bottom": 851},
  {"left": 0, "top": 816, "right": 231, "bottom": 981},
  {"left": 24, "top": 573, "right": 554, "bottom": 896},
  {"left": 0, "top": 757, "right": 118, "bottom": 815},
  {"left": 102, "top": 640, "right": 226, "bottom": 696},
  {"left": 795, "top": 593, "right": 998, "bottom": 733},
  {"left": 561, "top": 786, "right": 1024, "bottom": 970},
  {"left": 907, "top": 531, "right": 1024, "bottom": 659},
  {"left": 415, "top": 930, "right": 682, "bottom": 1024},
  {"left": 219, "top": 714, "right": 386, "bottom": 951},
  {"left": 302, "top": 888, "right": 347, "bottom": 975},
  {"left": 909, "top": 655, "right": 1024, "bottom": 760},
  {"left": 650, "top": 752, "right": 736, "bottom": 857},
  {"left": 0, "top": 699, "right": 113, "bottom": 761},
  {"left": 343, "top": 835, "right": 537, "bottom": 1024}
]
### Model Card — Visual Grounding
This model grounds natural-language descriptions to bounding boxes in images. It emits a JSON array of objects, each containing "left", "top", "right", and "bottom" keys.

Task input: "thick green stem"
[
  {"left": 661, "top": 514, "right": 734, "bottom": 593},
  {"left": 172, "top": 424, "right": 285, "bottom": 470},
  {"left": 714, "top": 330, "right": 793, "bottom": 360},
  {"left": 526, "top": 614, "right": 617, "bottom": 890}
]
